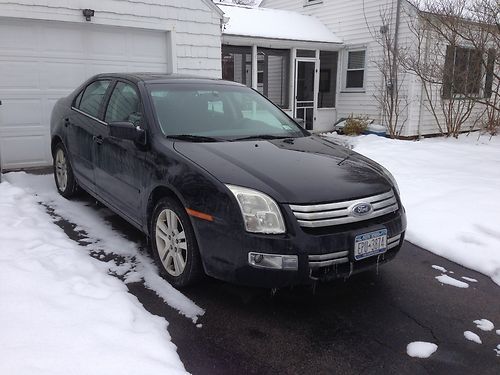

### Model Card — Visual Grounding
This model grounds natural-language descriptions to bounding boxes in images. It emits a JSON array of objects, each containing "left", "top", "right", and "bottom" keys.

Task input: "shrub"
[{"left": 343, "top": 115, "right": 369, "bottom": 135}]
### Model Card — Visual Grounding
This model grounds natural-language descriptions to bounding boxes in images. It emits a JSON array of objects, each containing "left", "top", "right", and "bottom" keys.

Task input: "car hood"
[{"left": 173, "top": 135, "right": 392, "bottom": 204}]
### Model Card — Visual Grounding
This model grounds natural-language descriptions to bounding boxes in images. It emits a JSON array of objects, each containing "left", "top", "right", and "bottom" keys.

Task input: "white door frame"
[{"left": 293, "top": 57, "right": 320, "bottom": 130}]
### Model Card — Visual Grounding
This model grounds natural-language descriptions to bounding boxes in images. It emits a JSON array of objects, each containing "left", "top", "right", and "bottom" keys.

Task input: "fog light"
[{"left": 248, "top": 252, "right": 298, "bottom": 270}]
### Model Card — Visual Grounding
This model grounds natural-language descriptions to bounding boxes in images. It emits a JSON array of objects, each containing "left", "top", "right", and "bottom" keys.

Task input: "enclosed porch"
[{"left": 218, "top": 4, "right": 343, "bottom": 132}]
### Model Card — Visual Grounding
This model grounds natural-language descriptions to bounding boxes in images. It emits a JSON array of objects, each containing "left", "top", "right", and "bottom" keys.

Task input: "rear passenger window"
[
  {"left": 78, "top": 80, "right": 111, "bottom": 118},
  {"left": 105, "top": 82, "right": 141, "bottom": 124}
]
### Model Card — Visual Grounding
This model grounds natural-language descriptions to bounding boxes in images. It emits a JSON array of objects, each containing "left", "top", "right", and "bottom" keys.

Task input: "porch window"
[
  {"left": 346, "top": 50, "right": 366, "bottom": 89},
  {"left": 256, "top": 48, "right": 290, "bottom": 109},
  {"left": 222, "top": 45, "right": 252, "bottom": 88},
  {"left": 319, "top": 51, "right": 338, "bottom": 108},
  {"left": 442, "top": 45, "right": 493, "bottom": 98}
]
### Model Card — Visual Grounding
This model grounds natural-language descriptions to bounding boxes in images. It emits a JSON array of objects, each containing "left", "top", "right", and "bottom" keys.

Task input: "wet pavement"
[{"left": 37, "top": 173, "right": 500, "bottom": 375}]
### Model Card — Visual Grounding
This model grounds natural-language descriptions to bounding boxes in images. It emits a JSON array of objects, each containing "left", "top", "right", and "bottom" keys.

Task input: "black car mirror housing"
[{"left": 109, "top": 121, "right": 146, "bottom": 145}]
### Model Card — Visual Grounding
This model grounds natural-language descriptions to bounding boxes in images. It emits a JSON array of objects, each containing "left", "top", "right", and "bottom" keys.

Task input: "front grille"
[
  {"left": 289, "top": 190, "right": 398, "bottom": 228},
  {"left": 308, "top": 233, "right": 402, "bottom": 270}
]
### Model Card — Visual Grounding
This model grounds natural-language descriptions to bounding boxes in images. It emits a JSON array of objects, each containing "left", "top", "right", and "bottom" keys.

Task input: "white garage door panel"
[
  {"left": 0, "top": 61, "right": 39, "bottom": 89},
  {"left": 42, "top": 63, "right": 87, "bottom": 90},
  {"left": 1, "top": 99, "right": 43, "bottom": 126},
  {"left": 1, "top": 135, "right": 48, "bottom": 167},
  {"left": 0, "top": 18, "right": 169, "bottom": 169}
]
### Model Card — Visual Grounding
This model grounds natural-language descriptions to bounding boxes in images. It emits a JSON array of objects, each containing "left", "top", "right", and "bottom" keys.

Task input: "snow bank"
[
  {"left": 464, "top": 331, "right": 482, "bottom": 344},
  {"left": 0, "top": 180, "right": 187, "bottom": 375},
  {"left": 406, "top": 341, "right": 438, "bottom": 358},
  {"left": 325, "top": 133, "right": 500, "bottom": 286},
  {"left": 5, "top": 172, "right": 204, "bottom": 323}
]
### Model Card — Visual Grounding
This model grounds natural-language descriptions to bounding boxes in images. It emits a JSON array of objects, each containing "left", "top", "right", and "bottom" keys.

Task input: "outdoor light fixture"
[{"left": 82, "top": 9, "right": 95, "bottom": 21}]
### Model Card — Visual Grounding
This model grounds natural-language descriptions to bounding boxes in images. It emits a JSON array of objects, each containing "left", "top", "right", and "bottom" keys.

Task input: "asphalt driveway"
[{"left": 38, "top": 175, "right": 500, "bottom": 375}]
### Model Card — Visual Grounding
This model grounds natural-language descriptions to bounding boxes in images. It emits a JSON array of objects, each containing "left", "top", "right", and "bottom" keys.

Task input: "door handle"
[
  {"left": 93, "top": 135, "right": 103, "bottom": 145},
  {"left": 64, "top": 118, "right": 71, "bottom": 127}
]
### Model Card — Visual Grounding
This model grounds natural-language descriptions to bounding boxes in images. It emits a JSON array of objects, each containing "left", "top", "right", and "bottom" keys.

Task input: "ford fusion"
[{"left": 50, "top": 73, "right": 406, "bottom": 288}]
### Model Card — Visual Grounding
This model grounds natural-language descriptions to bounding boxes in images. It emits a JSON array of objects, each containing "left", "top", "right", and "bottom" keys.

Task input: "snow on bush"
[{"left": 0, "top": 181, "right": 187, "bottom": 375}]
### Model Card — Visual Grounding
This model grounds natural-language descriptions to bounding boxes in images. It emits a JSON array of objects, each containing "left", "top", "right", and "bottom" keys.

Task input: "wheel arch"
[
  {"left": 146, "top": 185, "right": 185, "bottom": 233},
  {"left": 51, "top": 135, "right": 64, "bottom": 157}
]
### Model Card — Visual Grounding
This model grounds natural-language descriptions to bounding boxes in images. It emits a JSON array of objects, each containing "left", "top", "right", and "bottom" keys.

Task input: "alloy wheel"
[
  {"left": 55, "top": 148, "right": 68, "bottom": 192},
  {"left": 155, "top": 209, "right": 188, "bottom": 277}
]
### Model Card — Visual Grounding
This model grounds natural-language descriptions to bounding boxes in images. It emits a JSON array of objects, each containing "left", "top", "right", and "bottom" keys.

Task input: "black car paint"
[{"left": 51, "top": 73, "right": 407, "bottom": 288}]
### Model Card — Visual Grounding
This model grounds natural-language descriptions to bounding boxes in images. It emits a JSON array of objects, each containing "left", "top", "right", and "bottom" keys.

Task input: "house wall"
[
  {"left": 0, "top": 0, "right": 223, "bottom": 78},
  {"left": 0, "top": 0, "right": 223, "bottom": 169},
  {"left": 262, "top": 0, "right": 492, "bottom": 137},
  {"left": 262, "top": 0, "right": 407, "bottom": 130}
]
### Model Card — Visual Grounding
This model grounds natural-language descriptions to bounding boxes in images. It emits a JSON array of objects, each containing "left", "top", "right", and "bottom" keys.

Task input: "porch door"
[{"left": 294, "top": 59, "right": 319, "bottom": 130}]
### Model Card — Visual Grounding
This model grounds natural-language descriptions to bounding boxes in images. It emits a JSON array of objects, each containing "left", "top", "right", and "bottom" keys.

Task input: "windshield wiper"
[
  {"left": 232, "top": 134, "right": 290, "bottom": 141},
  {"left": 167, "top": 134, "right": 224, "bottom": 142}
]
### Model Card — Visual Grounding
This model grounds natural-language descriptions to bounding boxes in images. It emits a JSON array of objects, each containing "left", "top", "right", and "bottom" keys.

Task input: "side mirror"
[{"left": 108, "top": 121, "right": 146, "bottom": 144}]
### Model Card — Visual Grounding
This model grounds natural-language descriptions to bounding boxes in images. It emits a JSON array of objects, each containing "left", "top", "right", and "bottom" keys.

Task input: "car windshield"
[{"left": 148, "top": 83, "right": 307, "bottom": 141}]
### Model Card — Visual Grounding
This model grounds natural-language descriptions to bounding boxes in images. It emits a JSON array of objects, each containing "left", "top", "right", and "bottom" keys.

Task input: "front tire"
[
  {"left": 150, "top": 197, "right": 203, "bottom": 287},
  {"left": 53, "top": 143, "right": 78, "bottom": 198}
]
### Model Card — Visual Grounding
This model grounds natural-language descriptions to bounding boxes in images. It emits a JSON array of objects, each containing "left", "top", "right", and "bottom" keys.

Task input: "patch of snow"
[
  {"left": 435, "top": 274, "right": 469, "bottom": 288},
  {"left": 464, "top": 331, "right": 482, "bottom": 344},
  {"left": 432, "top": 265, "right": 447, "bottom": 273},
  {"left": 495, "top": 344, "right": 500, "bottom": 356},
  {"left": 473, "top": 319, "right": 495, "bottom": 332},
  {"left": 0, "top": 180, "right": 187, "bottom": 375},
  {"left": 5, "top": 172, "right": 204, "bottom": 323},
  {"left": 218, "top": 3, "right": 342, "bottom": 43},
  {"left": 461, "top": 276, "right": 478, "bottom": 283},
  {"left": 196, "top": 324, "right": 203, "bottom": 328},
  {"left": 406, "top": 341, "right": 438, "bottom": 358},
  {"left": 324, "top": 133, "right": 500, "bottom": 286},
  {"left": 497, "top": 330, "right": 500, "bottom": 335}
]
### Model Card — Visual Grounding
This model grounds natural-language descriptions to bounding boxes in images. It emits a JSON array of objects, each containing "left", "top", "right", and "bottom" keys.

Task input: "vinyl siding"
[
  {"left": 0, "top": 0, "right": 223, "bottom": 78},
  {"left": 262, "top": 0, "right": 488, "bottom": 136}
]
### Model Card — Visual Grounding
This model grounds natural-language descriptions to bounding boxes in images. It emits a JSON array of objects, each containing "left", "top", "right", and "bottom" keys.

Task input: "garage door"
[{"left": 0, "top": 18, "right": 169, "bottom": 170}]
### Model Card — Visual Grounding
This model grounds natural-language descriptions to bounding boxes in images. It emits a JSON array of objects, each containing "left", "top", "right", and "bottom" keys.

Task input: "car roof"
[{"left": 91, "top": 72, "right": 245, "bottom": 87}]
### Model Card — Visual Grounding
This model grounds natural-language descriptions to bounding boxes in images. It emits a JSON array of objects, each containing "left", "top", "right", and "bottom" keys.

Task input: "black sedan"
[{"left": 50, "top": 73, "right": 406, "bottom": 288}]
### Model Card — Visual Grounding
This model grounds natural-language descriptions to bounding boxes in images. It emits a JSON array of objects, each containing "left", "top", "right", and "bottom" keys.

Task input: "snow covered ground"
[
  {"left": 325, "top": 133, "right": 500, "bottom": 286},
  {"left": 0, "top": 174, "right": 204, "bottom": 374}
]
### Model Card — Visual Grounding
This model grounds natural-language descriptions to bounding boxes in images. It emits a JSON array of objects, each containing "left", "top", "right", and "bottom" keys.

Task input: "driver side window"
[{"left": 105, "top": 82, "right": 141, "bottom": 124}]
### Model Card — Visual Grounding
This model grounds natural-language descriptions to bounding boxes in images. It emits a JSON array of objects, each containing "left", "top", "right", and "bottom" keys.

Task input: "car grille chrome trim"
[
  {"left": 290, "top": 190, "right": 398, "bottom": 228},
  {"left": 387, "top": 234, "right": 401, "bottom": 249},
  {"left": 308, "top": 234, "right": 402, "bottom": 269}
]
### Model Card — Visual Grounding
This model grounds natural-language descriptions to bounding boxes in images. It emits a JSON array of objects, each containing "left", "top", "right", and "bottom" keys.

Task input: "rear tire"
[
  {"left": 150, "top": 197, "right": 204, "bottom": 288},
  {"left": 53, "top": 142, "right": 78, "bottom": 198}
]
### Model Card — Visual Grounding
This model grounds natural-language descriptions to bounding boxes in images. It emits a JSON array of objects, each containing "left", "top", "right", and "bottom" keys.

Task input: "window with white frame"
[{"left": 345, "top": 50, "right": 366, "bottom": 89}]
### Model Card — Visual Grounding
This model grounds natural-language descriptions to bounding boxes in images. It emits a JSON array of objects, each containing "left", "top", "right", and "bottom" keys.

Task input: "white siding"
[
  {"left": 0, "top": 0, "right": 223, "bottom": 169},
  {"left": 262, "top": 0, "right": 405, "bottom": 129},
  {"left": 262, "top": 0, "right": 488, "bottom": 136},
  {"left": 0, "top": 0, "right": 223, "bottom": 78}
]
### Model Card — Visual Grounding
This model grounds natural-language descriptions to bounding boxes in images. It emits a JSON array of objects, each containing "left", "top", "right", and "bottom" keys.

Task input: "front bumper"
[{"left": 194, "top": 208, "right": 407, "bottom": 288}]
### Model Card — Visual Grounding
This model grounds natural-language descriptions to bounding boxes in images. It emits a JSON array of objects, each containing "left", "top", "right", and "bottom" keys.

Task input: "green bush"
[{"left": 343, "top": 116, "right": 369, "bottom": 135}]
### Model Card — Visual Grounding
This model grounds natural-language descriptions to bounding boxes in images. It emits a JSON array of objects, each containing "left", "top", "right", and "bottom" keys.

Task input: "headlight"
[
  {"left": 226, "top": 185, "right": 286, "bottom": 234},
  {"left": 380, "top": 165, "right": 400, "bottom": 196}
]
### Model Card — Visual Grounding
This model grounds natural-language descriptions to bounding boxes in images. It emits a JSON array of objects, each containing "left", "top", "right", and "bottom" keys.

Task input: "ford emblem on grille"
[{"left": 350, "top": 202, "right": 373, "bottom": 217}]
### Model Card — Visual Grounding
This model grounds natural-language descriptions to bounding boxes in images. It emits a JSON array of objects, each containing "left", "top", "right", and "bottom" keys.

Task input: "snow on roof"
[{"left": 218, "top": 4, "right": 342, "bottom": 44}]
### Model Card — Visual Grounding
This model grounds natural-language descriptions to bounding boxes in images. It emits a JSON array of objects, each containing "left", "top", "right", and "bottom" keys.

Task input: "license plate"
[{"left": 354, "top": 229, "right": 387, "bottom": 261}]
